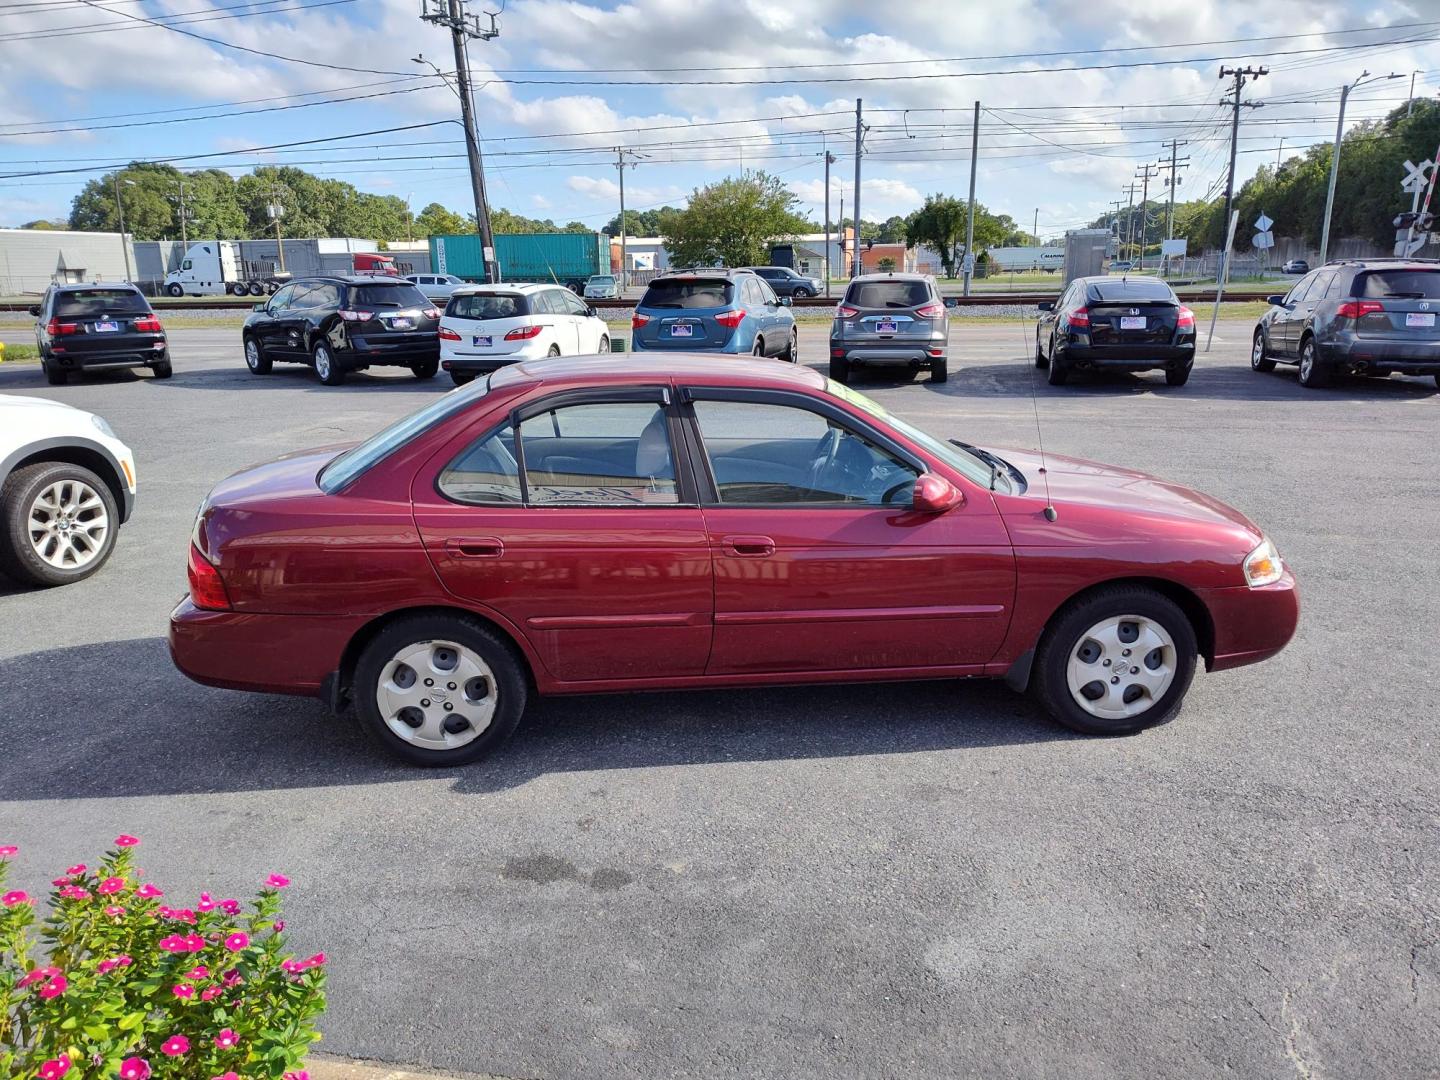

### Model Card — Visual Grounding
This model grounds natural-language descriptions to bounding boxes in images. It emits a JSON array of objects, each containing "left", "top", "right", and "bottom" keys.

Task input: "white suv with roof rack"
[{"left": 438, "top": 282, "right": 611, "bottom": 385}]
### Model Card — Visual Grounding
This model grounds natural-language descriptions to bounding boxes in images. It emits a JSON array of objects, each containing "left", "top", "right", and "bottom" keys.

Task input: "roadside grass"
[{"left": 0, "top": 342, "right": 38, "bottom": 362}]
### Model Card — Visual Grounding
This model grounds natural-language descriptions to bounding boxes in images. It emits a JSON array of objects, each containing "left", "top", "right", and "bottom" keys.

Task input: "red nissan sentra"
[{"left": 170, "top": 355, "right": 1298, "bottom": 766}]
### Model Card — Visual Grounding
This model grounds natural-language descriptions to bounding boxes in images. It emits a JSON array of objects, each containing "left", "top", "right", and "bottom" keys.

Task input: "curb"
[{"left": 305, "top": 1053, "right": 530, "bottom": 1080}]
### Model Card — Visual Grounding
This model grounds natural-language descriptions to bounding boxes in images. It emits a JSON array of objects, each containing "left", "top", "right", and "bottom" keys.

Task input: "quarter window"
[
  {"left": 692, "top": 400, "right": 918, "bottom": 507},
  {"left": 438, "top": 422, "right": 523, "bottom": 504},
  {"left": 520, "top": 401, "right": 679, "bottom": 506}
]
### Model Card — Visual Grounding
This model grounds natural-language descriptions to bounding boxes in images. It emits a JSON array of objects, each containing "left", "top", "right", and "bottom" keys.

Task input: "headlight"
[
  {"left": 90, "top": 414, "right": 116, "bottom": 439},
  {"left": 1244, "top": 537, "right": 1284, "bottom": 588}
]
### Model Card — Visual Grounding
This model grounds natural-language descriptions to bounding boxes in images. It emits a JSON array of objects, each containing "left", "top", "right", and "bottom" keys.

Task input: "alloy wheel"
[
  {"left": 245, "top": 339, "right": 261, "bottom": 370},
  {"left": 28, "top": 479, "right": 109, "bottom": 570},
  {"left": 375, "top": 639, "right": 497, "bottom": 751},
  {"left": 1064, "top": 614, "right": 1176, "bottom": 721},
  {"left": 315, "top": 348, "right": 331, "bottom": 380},
  {"left": 1299, "top": 344, "right": 1313, "bottom": 380}
]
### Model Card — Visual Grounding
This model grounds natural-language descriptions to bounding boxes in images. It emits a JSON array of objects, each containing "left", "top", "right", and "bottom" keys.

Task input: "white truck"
[{"left": 163, "top": 242, "right": 399, "bottom": 297}]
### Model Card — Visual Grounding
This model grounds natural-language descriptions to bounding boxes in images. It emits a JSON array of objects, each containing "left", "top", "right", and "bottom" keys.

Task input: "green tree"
[
  {"left": 903, "top": 195, "right": 968, "bottom": 276},
  {"left": 662, "top": 170, "right": 810, "bottom": 268},
  {"left": 877, "top": 256, "right": 897, "bottom": 272},
  {"left": 877, "top": 215, "right": 908, "bottom": 243},
  {"left": 415, "top": 202, "right": 470, "bottom": 235},
  {"left": 19, "top": 219, "right": 67, "bottom": 230},
  {"left": 602, "top": 207, "right": 683, "bottom": 236}
]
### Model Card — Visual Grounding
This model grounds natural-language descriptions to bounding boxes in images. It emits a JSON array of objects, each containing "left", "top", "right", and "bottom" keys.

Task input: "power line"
[{"left": 0, "top": 0, "right": 357, "bottom": 42}]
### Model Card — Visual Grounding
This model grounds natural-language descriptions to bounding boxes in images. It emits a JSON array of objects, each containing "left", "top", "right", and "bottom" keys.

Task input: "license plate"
[
  {"left": 389, "top": 317, "right": 414, "bottom": 330},
  {"left": 1120, "top": 316, "right": 1147, "bottom": 330},
  {"left": 94, "top": 321, "right": 119, "bottom": 333},
  {"left": 876, "top": 320, "right": 898, "bottom": 334},
  {"left": 670, "top": 324, "right": 694, "bottom": 337},
  {"left": 1406, "top": 312, "right": 1435, "bottom": 327},
  {"left": 472, "top": 335, "right": 492, "bottom": 347}
]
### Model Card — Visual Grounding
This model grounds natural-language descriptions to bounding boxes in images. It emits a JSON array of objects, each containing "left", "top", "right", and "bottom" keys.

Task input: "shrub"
[{"left": 1, "top": 838, "right": 325, "bottom": 1079}]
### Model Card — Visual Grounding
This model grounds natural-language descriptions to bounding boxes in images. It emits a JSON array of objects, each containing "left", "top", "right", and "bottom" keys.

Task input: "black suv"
[
  {"left": 1252, "top": 259, "right": 1440, "bottom": 388},
  {"left": 1036, "top": 275, "right": 1195, "bottom": 386},
  {"left": 31, "top": 284, "right": 170, "bottom": 385},
  {"left": 241, "top": 276, "right": 440, "bottom": 386}
]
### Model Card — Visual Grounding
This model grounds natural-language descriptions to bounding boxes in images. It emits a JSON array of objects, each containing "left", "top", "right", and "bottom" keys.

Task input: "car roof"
[
  {"left": 650, "top": 268, "right": 757, "bottom": 279},
  {"left": 450, "top": 281, "right": 567, "bottom": 295},
  {"left": 848, "top": 272, "right": 929, "bottom": 282},
  {"left": 50, "top": 282, "right": 143, "bottom": 292},
  {"left": 287, "top": 275, "right": 420, "bottom": 286},
  {"left": 489, "top": 354, "right": 827, "bottom": 393}
]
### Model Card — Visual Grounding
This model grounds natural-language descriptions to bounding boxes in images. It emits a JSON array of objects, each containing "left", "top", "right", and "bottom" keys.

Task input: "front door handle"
[
  {"left": 722, "top": 535, "right": 775, "bottom": 557},
  {"left": 445, "top": 536, "right": 504, "bottom": 559}
]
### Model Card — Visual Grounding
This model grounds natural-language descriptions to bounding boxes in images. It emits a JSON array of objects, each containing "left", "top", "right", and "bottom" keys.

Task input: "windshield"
[
  {"left": 589, "top": 276, "right": 616, "bottom": 285},
  {"left": 319, "top": 377, "right": 491, "bottom": 493},
  {"left": 824, "top": 380, "right": 1005, "bottom": 490}
]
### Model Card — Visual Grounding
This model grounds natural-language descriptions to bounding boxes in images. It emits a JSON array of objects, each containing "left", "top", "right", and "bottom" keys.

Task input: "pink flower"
[
  {"left": 2, "top": 890, "right": 31, "bottom": 907},
  {"left": 119, "top": 1057, "right": 151, "bottom": 1080},
  {"left": 0, "top": 845, "right": 17, "bottom": 857},
  {"left": 283, "top": 1071, "right": 310, "bottom": 1080},
  {"left": 200, "top": 986, "right": 222, "bottom": 1001},
  {"left": 51, "top": 878, "right": 70, "bottom": 887},
  {"left": 185, "top": 965, "right": 209, "bottom": 979},
  {"left": 65, "top": 864, "right": 86, "bottom": 877},
  {"left": 38, "top": 1054, "right": 71, "bottom": 1080},
  {"left": 218, "top": 899, "right": 240, "bottom": 915},
  {"left": 265, "top": 873, "right": 290, "bottom": 889},
  {"left": 135, "top": 883, "right": 163, "bottom": 899},
  {"left": 212, "top": 1074, "right": 240, "bottom": 1080},
  {"left": 97, "top": 877, "right": 125, "bottom": 895},
  {"left": 18, "top": 966, "right": 58, "bottom": 988},
  {"left": 274, "top": 920, "right": 285, "bottom": 933},
  {"left": 104, "top": 905, "right": 126, "bottom": 917},
  {"left": 308, "top": 951, "right": 327, "bottom": 966},
  {"left": 97, "top": 955, "right": 132, "bottom": 974},
  {"left": 222, "top": 969, "right": 243, "bottom": 988},
  {"left": 37, "top": 973, "right": 67, "bottom": 999},
  {"left": 223, "top": 931, "right": 249, "bottom": 952},
  {"left": 213, "top": 1028, "right": 239, "bottom": 1050},
  {"left": 183, "top": 933, "right": 205, "bottom": 952},
  {"left": 59, "top": 886, "right": 90, "bottom": 900},
  {"left": 114, "top": 835, "right": 140, "bottom": 847},
  {"left": 160, "top": 1034, "right": 190, "bottom": 1057},
  {"left": 172, "top": 983, "right": 194, "bottom": 999},
  {"left": 158, "top": 935, "right": 188, "bottom": 952},
  {"left": 197, "top": 892, "right": 215, "bottom": 912}
]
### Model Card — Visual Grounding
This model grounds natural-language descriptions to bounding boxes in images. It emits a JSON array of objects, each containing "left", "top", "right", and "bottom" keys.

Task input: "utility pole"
[
  {"left": 264, "top": 189, "right": 287, "bottom": 273},
  {"left": 112, "top": 174, "right": 133, "bottom": 282},
  {"left": 614, "top": 147, "right": 643, "bottom": 287},
  {"left": 1134, "top": 163, "right": 1159, "bottom": 265},
  {"left": 1276, "top": 137, "right": 1284, "bottom": 172},
  {"left": 1032, "top": 207, "right": 1039, "bottom": 245},
  {"left": 175, "top": 178, "right": 189, "bottom": 247},
  {"left": 1122, "top": 182, "right": 1138, "bottom": 262},
  {"left": 1159, "top": 140, "right": 1189, "bottom": 240},
  {"left": 838, "top": 194, "right": 845, "bottom": 278},
  {"left": 822, "top": 150, "right": 836, "bottom": 297},
  {"left": 963, "top": 100, "right": 979, "bottom": 296},
  {"left": 1408, "top": 70, "right": 1419, "bottom": 117},
  {"left": 421, "top": 0, "right": 500, "bottom": 283},
  {"left": 852, "top": 99, "right": 864, "bottom": 278},
  {"left": 1321, "top": 71, "right": 1403, "bottom": 263},
  {"left": 1218, "top": 65, "right": 1267, "bottom": 283}
]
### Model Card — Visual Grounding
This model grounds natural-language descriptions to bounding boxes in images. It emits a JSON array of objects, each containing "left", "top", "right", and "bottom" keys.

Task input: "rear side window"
[
  {"left": 845, "top": 281, "right": 929, "bottom": 308},
  {"left": 352, "top": 284, "right": 429, "bottom": 309},
  {"left": 1356, "top": 269, "right": 1440, "bottom": 299},
  {"left": 448, "top": 292, "right": 529, "bottom": 320},
  {"left": 641, "top": 279, "right": 733, "bottom": 309},
  {"left": 54, "top": 289, "right": 150, "bottom": 317}
]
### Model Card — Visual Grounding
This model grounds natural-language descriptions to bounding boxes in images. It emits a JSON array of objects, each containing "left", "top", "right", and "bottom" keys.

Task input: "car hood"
[{"left": 991, "top": 447, "right": 1263, "bottom": 541}]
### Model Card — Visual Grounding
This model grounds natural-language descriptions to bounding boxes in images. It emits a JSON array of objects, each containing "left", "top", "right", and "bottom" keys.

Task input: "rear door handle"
[
  {"left": 444, "top": 537, "right": 504, "bottom": 559},
  {"left": 722, "top": 535, "right": 775, "bottom": 557}
]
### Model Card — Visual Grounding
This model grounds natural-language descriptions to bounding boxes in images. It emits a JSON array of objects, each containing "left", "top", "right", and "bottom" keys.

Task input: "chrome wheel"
[
  {"left": 314, "top": 347, "right": 332, "bottom": 380},
  {"left": 1299, "top": 345, "right": 1313, "bottom": 380},
  {"left": 1065, "top": 614, "right": 1176, "bottom": 721},
  {"left": 375, "top": 639, "right": 497, "bottom": 751},
  {"left": 1251, "top": 334, "right": 1264, "bottom": 366},
  {"left": 28, "top": 479, "right": 109, "bottom": 570}
]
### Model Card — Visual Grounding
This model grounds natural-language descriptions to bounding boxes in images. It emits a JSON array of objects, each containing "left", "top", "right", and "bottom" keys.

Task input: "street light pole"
[
  {"left": 112, "top": 174, "right": 133, "bottom": 282},
  {"left": 822, "top": 150, "right": 836, "bottom": 297},
  {"left": 1320, "top": 72, "right": 1403, "bottom": 263}
]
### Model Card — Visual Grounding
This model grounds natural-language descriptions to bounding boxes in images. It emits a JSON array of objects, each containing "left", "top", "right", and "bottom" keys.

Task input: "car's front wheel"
[
  {"left": 1251, "top": 329, "right": 1276, "bottom": 372},
  {"left": 1031, "top": 585, "right": 1198, "bottom": 736},
  {"left": 352, "top": 614, "right": 528, "bottom": 766},
  {"left": 793, "top": 287, "right": 812, "bottom": 299},
  {"left": 244, "top": 336, "right": 272, "bottom": 374},
  {"left": 166, "top": 283, "right": 184, "bottom": 298},
  {"left": 597, "top": 335, "right": 610, "bottom": 354},
  {"left": 0, "top": 462, "right": 119, "bottom": 587}
]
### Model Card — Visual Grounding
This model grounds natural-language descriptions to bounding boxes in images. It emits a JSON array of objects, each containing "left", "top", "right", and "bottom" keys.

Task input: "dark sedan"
[
  {"left": 242, "top": 276, "right": 441, "bottom": 386},
  {"left": 1036, "top": 276, "right": 1196, "bottom": 386},
  {"left": 32, "top": 284, "right": 170, "bottom": 385}
]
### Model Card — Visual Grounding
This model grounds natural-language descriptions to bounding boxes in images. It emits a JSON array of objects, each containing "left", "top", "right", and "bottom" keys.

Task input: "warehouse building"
[{"left": 0, "top": 228, "right": 134, "bottom": 295}]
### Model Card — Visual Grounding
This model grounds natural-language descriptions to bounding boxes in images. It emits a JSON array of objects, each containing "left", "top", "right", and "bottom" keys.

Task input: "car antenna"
[{"left": 1025, "top": 322, "right": 1059, "bottom": 522}]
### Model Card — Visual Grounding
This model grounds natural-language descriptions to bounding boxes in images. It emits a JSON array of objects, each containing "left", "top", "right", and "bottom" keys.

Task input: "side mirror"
[
  {"left": 587, "top": 305, "right": 598, "bottom": 317},
  {"left": 28, "top": 304, "right": 41, "bottom": 317},
  {"left": 1036, "top": 301, "right": 1053, "bottom": 312},
  {"left": 911, "top": 473, "right": 964, "bottom": 514},
  {"left": 1265, "top": 294, "right": 1286, "bottom": 307},
  {"left": 252, "top": 303, "right": 267, "bottom": 312},
  {"left": 779, "top": 296, "right": 793, "bottom": 307}
]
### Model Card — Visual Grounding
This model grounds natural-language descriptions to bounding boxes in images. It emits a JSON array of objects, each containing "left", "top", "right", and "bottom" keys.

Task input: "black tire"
[
  {"left": 1296, "top": 336, "right": 1330, "bottom": 388},
  {"left": 930, "top": 359, "right": 948, "bottom": 383},
  {"left": 0, "top": 461, "right": 119, "bottom": 587},
  {"left": 228, "top": 283, "right": 247, "bottom": 297},
  {"left": 352, "top": 614, "right": 528, "bottom": 767},
  {"left": 243, "top": 335, "right": 272, "bottom": 375},
  {"left": 780, "top": 329, "right": 798, "bottom": 363},
  {"left": 166, "top": 283, "right": 184, "bottom": 298},
  {"left": 44, "top": 362, "right": 67, "bottom": 386},
  {"left": 247, "top": 281, "right": 265, "bottom": 297},
  {"left": 314, "top": 341, "right": 346, "bottom": 386},
  {"left": 450, "top": 371, "right": 474, "bottom": 386},
  {"left": 1434, "top": 374, "right": 1440, "bottom": 390},
  {"left": 1035, "top": 330, "right": 1048, "bottom": 367},
  {"left": 150, "top": 359, "right": 173, "bottom": 379},
  {"left": 1030, "top": 585, "right": 1198, "bottom": 736},
  {"left": 793, "top": 287, "right": 812, "bottom": 299},
  {"left": 1250, "top": 329, "right": 1276, "bottom": 372},
  {"left": 1164, "top": 364, "right": 1190, "bottom": 387},
  {"left": 829, "top": 358, "right": 850, "bottom": 384},
  {"left": 1046, "top": 344, "right": 1070, "bottom": 385},
  {"left": 412, "top": 357, "right": 439, "bottom": 380}
]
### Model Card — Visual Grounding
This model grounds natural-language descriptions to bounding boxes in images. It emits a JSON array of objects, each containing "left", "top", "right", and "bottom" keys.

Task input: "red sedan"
[{"left": 170, "top": 355, "right": 1298, "bottom": 765}]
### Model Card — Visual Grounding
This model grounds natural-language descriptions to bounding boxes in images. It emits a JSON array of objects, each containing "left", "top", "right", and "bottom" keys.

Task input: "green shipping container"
[{"left": 428, "top": 232, "right": 609, "bottom": 287}]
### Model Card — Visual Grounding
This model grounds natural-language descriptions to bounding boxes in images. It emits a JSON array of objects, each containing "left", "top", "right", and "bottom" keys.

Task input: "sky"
[{"left": 2, "top": 0, "right": 1440, "bottom": 238}]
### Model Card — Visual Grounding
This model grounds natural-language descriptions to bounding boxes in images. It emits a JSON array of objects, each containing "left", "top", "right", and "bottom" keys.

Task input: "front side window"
[
  {"left": 181, "top": 259, "right": 192, "bottom": 270},
  {"left": 520, "top": 401, "right": 679, "bottom": 506},
  {"left": 1287, "top": 272, "right": 1320, "bottom": 304},
  {"left": 561, "top": 291, "right": 590, "bottom": 317},
  {"left": 267, "top": 284, "right": 295, "bottom": 311},
  {"left": 692, "top": 400, "right": 918, "bottom": 507}
]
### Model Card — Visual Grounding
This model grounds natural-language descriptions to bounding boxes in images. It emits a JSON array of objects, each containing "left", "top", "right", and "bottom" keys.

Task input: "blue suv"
[{"left": 630, "top": 269, "right": 798, "bottom": 361}]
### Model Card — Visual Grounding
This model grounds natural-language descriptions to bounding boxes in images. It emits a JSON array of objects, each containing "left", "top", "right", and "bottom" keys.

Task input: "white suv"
[
  {"left": 0, "top": 395, "right": 136, "bottom": 586},
  {"left": 438, "top": 282, "right": 611, "bottom": 385}
]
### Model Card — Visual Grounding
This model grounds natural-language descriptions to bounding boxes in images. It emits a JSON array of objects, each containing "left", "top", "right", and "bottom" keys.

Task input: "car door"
[
  {"left": 559, "top": 289, "right": 599, "bottom": 352},
  {"left": 683, "top": 389, "right": 1015, "bottom": 675},
  {"left": 255, "top": 284, "right": 297, "bottom": 356},
  {"left": 1276, "top": 271, "right": 1319, "bottom": 355},
  {"left": 411, "top": 387, "right": 713, "bottom": 683},
  {"left": 754, "top": 276, "right": 787, "bottom": 346}
]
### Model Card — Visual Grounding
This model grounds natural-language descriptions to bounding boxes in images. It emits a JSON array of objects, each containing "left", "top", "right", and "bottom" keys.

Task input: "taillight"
[
  {"left": 1068, "top": 306, "right": 1090, "bottom": 328},
  {"left": 836, "top": 305, "right": 860, "bottom": 318},
  {"left": 133, "top": 315, "right": 163, "bottom": 333},
  {"left": 187, "top": 544, "right": 230, "bottom": 612},
  {"left": 438, "top": 326, "right": 462, "bottom": 341},
  {"left": 422, "top": 307, "right": 441, "bottom": 319},
  {"left": 504, "top": 325, "right": 543, "bottom": 340},
  {"left": 45, "top": 319, "right": 78, "bottom": 336},
  {"left": 714, "top": 309, "right": 746, "bottom": 329},
  {"left": 631, "top": 313, "right": 651, "bottom": 330},
  {"left": 1176, "top": 306, "right": 1195, "bottom": 329},
  {"left": 915, "top": 302, "right": 945, "bottom": 318},
  {"left": 337, "top": 310, "right": 374, "bottom": 322},
  {"left": 1336, "top": 299, "right": 1384, "bottom": 319}
]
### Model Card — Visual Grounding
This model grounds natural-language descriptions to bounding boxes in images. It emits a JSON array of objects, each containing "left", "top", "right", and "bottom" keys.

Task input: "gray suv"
[
  {"left": 829, "top": 273, "right": 949, "bottom": 384},
  {"left": 1252, "top": 259, "right": 1440, "bottom": 388}
]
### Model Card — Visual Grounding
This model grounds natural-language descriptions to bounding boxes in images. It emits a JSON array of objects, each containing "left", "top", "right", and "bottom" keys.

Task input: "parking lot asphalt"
[{"left": 1, "top": 321, "right": 1437, "bottom": 1079}]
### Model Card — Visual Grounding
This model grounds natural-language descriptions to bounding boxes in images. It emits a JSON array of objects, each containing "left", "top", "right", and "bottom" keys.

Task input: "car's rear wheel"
[
  {"left": 780, "top": 329, "right": 798, "bottom": 363},
  {"left": 1035, "top": 329, "right": 1048, "bottom": 367},
  {"left": 450, "top": 371, "right": 474, "bottom": 386},
  {"left": 1046, "top": 340, "right": 1069, "bottom": 385},
  {"left": 1250, "top": 329, "right": 1276, "bottom": 372},
  {"left": 1164, "top": 363, "right": 1190, "bottom": 386},
  {"left": 829, "top": 358, "right": 850, "bottom": 384},
  {"left": 314, "top": 342, "right": 345, "bottom": 385},
  {"left": 412, "top": 358, "right": 439, "bottom": 380},
  {"left": 150, "top": 359, "right": 173, "bottom": 379},
  {"left": 244, "top": 335, "right": 272, "bottom": 374},
  {"left": 43, "top": 360, "right": 67, "bottom": 386},
  {"left": 0, "top": 462, "right": 119, "bottom": 587},
  {"left": 352, "top": 614, "right": 527, "bottom": 766},
  {"left": 930, "top": 359, "right": 948, "bottom": 383},
  {"left": 1031, "top": 586, "right": 1197, "bottom": 736},
  {"left": 1297, "top": 336, "right": 1330, "bottom": 388}
]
